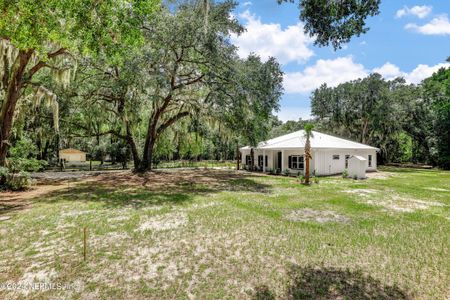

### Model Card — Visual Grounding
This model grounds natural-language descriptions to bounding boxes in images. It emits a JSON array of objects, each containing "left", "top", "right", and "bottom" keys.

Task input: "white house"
[{"left": 240, "top": 130, "right": 378, "bottom": 176}]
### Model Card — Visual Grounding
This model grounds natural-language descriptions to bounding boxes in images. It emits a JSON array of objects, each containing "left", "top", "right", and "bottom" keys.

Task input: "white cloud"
[
  {"left": 403, "top": 63, "right": 450, "bottom": 83},
  {"left": 372, "top": 62, "right": 403, "bottom": 80},
  {"left": 283, "top": 56, "right": 367, "bottom": 94},
  {"left": 366, "top": 62, "right": 450, "bottom": 84},
  {"left": 242, "top": 1, "right": 252, "bottom": 7},
  {"left": 231, "top": 10, "right": 314, "bottom": 64},
  {"left": 405, "top": 14, "right": 450, "bottom": 35},
  {"left": 284, "top": 59, "right": 450, "bottom": 95},
  {"left": 396, "top": 5, "right": 432, "bottom": 19}
]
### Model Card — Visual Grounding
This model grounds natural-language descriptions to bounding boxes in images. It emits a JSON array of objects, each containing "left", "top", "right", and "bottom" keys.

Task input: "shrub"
[
  {"left": 0, "top": 169, "right": 33, "bottom": 191},
  {"left": 8, "top": 157, "right": 47, "bottom": 173},
  {"left": 353, "top": 174, "right": 358, "bottom": 180},
  {"left": 283, "top": 169, "right": 290, "bottom": 176},
  {"left": 314, "top": 176, "right": 320, "bottom": 184},
  {"left": 275, "top": 168, "right": 281, "bottom": 175},
  {"left": 342, "top": 169, "right": 348, "bottom": 178},
  {"left": 298, "top": 174, "right": 305, "bottom": 183}
]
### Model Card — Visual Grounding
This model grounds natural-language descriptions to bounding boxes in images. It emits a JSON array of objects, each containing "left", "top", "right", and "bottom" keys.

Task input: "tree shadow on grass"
[
  {"left": 33, "top": 169, "right": 272, "bottom": 210},
  {"left": 254, "top": 264, "right": 410, "bottom": 300},
  {"left": 41, "top": 185, "right": 193, "bottom": 209}
]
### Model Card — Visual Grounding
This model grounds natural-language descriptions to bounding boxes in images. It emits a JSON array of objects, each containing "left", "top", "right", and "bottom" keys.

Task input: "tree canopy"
[
  {"left": 309, "top": 69, "right": 450, "bottom": 168},
  {"left": 278, "top": 0, "right": 380, "bottom": 49}
]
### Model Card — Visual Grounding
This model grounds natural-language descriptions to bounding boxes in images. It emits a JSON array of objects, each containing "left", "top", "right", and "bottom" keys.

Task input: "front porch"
[{"left": 240, "top": 148, "right": 308, "bottom": 176}]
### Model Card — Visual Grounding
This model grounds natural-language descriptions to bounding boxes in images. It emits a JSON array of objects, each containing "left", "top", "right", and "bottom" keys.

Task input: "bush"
[
  {"left": 353, "top": 174, "right": 358, "bottom": 180},
  {"left": 8, "top": 157, "right": 47, "bottom": 173},
  {"left": 342, "top": 169, "right": 348, "bottom": 178},
  {"left": 314, "top": 176, "right": 320, "bottom": 184},
  {"left": 298, "top": 174, "right": 305, "bottom": 183},
  {"left": 0, "top": 169, "right": 33, "bottom": 191},
  {"left": 283, "top": 169, "right": 290, "bottom": 176}
]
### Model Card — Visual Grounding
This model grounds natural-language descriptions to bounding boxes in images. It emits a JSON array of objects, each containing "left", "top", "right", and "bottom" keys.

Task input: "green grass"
[{"left": 0, "top": 167, "right": 448, "bottom": 299}]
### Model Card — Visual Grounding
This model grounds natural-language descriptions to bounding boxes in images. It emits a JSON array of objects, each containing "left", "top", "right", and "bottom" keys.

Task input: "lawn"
[{"left": 0, "top": 167, "right": 449, "bottom": 299}]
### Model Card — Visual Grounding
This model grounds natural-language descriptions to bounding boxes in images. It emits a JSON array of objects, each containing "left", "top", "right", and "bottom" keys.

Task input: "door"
[{"left": 277, "top": 152, "right": 282, "bottom": 170}]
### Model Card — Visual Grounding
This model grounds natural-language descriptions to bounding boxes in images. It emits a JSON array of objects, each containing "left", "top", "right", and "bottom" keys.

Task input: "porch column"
[
  {"left": 281, "top": 150, "right": 285, "bottom": 171},
  {"left": 263, "top": 150, "right": 266, "bottom": 172}
]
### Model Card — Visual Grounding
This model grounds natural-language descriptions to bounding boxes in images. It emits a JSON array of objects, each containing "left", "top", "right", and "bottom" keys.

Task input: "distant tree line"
[{"left": 270, "top": 68, "right": 449, "bottom": 169}]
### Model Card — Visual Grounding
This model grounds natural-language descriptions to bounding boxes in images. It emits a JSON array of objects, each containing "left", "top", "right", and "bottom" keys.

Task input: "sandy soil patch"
[
  {"left": 366, "top": 172, "right": 396, "bottom": 180},
  {"left": 366, "top": 195, "right": 445, "bottom": 212},
  {"left": 424, "top": 187, "right": 449, "bottom": 192},
  {"left": 284, "top": 209, "right": 350, "bottom": 223},
  {"left": 344, "top": 189, "right": 379, "bottom": 197},
  {"left": 137, "top": 212, "right": 188, "bottom": 232}
]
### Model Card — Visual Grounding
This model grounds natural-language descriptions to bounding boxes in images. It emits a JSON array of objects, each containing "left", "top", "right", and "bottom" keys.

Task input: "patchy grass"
[{"left": 0, "top": 167, "right": 449, "bottom": 299}]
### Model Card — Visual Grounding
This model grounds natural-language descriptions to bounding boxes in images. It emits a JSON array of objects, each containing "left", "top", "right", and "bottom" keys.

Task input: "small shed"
[
  {"left": 59, "top": 148, "right": 86, "bottom": 162},
  {"left": 348, "top": 155, "right": 367, "bottom": 179}
]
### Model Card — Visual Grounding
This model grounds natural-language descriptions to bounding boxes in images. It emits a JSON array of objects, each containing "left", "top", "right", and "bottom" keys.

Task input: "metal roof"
[
  {"left": 240, "top": 130, "right": 378, "bottom": 151},
  {"left": 59, "top": 148, "right": 86, "bottom": 154}
]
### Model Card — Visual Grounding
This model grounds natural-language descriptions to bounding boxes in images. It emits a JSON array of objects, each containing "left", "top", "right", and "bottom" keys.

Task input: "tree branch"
[
  {"left": 156, "top": 111, "right": 190, "bottom": 135},
  {"left": 27, "top": 48, "right": 68, "bottom": 79}
]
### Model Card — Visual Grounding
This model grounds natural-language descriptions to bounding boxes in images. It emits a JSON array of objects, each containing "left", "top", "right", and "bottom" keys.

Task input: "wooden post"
[
  {"left": 83, "top": 227, "right": 87, "bottom": 261},
  {"left": 236, "top": 144, "right": 240, "bottom": 171}
]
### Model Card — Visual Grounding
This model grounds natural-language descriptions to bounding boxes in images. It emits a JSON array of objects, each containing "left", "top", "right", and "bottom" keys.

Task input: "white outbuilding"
[
  {"left": 240, "top": 130, "right": 378, "bottom": 176},
  {"left": 347, "top": 155, "right": 367, "bottom": 179},
  {"left": 59, "top": 148, "right": 87, "bottom": 162}
]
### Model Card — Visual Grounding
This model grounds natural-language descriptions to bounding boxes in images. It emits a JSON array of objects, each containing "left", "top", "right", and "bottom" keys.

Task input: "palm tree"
[{"left": 303, "top": 124, "right": 314, "bottom": 185}]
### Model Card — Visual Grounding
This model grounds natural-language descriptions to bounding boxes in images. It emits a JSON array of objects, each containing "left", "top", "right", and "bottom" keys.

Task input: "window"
[
  {"left": 333, "top": 155, "right": 340, "bottom": 160},
  {"left": 368, "top": 155, "right": 372, "bottom": 167},
  {"left": 345, "top": 155, "right": 350, "bottom": 168},
  {"left": 258, "top": 155, "right": 268, "bottom": 167},
  {"left": 288, "top": 155, "right": 304, "bottom": 170},
  {"left": 245, "top": 155, "right": 251, "bottom": 165}
]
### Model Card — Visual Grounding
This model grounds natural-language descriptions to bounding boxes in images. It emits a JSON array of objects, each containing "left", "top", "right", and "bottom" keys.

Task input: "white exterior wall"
[
  {"left": 241, "top": 148, "right": 377, "bottom": 175},
  {"left": 60, "top": 152, "right": 86, "bottom": 162},
  {"left": 314, "top": 149, "right": 377, "bottom": 175},
  {"left": 348, "top": 157, "right": 367, "bottom": 179}
]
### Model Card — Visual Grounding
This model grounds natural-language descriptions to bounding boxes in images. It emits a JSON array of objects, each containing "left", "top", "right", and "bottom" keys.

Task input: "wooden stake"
[{"left": 83, "top": 227, "right": 87, "bottom": 261}]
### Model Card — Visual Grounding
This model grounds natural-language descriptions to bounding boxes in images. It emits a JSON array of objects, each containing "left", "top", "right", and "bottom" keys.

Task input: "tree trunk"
[
  {"left": 0, "top": 50, "right": 33, "bottom": 166},
  {"left": 140, "top": 138, "right": 155, "bottom": 171},
  {"left": 305, "top": 138, "right": 311, "bottom": 184},
  {"left": 126, "top": 126, "right": 141, "bottom": 170}
]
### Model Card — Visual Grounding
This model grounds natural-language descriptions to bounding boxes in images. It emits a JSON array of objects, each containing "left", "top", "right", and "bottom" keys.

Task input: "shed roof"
[
  {"left": 59, "top": 148, "right": 86, "bottom": 154},
  {"left": 240, "top": 130, "right": 378, "bottom": 151}
]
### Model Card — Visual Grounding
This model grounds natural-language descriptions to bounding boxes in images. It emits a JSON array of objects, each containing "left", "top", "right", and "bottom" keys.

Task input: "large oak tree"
[{"left": 0, "top": 0, "right": 160, "bottom": 166}]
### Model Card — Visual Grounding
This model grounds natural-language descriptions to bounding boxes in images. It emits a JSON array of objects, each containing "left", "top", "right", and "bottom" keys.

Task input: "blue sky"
[{"left": 230, "top": 1, "right": 450, "bottom": 121}]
